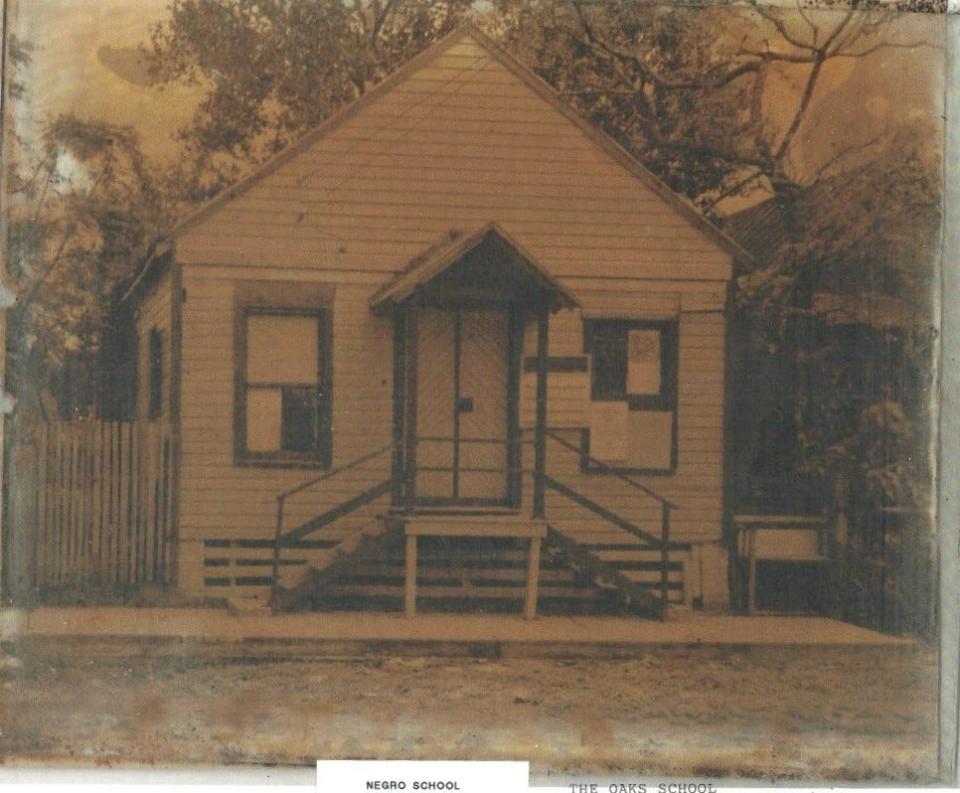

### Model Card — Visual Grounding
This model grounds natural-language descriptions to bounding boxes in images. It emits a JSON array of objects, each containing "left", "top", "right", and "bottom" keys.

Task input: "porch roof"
[{"left": 369, "top": 222, "right": 580, "bottom": 315}]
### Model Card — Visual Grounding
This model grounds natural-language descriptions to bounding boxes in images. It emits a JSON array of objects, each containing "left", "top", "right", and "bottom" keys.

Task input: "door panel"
[
  {"left": 415, "top": 308, "right": 456, "bottom": 498},
  {"left": 412, "top": 306, "right": 512, "bottom": 504},
  {"left": 458, "top": 309, "right": 509, "bottom": 500}
]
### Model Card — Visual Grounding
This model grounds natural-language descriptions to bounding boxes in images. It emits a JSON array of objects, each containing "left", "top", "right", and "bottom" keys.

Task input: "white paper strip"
[
  {"left": 317, "top": 760, "right": 529, "bottom": 793},
  {"left": 589, "top": 400, "right": 628, "bottom": 462}
]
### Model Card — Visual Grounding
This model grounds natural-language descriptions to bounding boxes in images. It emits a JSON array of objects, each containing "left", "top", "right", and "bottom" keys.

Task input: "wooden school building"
[{"left": 15, "top": 25, "right": 755, "bottom": 618}]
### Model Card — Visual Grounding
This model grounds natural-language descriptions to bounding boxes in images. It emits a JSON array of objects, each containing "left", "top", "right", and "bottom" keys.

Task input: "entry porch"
[{"left": 268, "top": 224, "right": 680, "bottom": 619}]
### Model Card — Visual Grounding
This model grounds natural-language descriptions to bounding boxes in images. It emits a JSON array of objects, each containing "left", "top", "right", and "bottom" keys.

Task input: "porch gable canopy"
[{"left": 370, "top": 222, "right": 579, "bottom": 315}]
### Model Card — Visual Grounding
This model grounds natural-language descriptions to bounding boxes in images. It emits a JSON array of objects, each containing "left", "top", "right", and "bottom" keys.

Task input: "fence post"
[{"left": 35, "top": 425, "right": 49, "bottom": 594}]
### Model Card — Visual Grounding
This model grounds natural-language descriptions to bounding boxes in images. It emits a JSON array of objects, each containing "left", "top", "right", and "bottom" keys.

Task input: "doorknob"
[{"left": 457, "top": 396, "right": 474, "bottom": 413}]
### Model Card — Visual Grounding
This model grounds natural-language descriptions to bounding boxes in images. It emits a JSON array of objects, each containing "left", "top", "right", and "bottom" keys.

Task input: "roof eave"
[{"left": 369, "top": 221, "right": 580, "bottom": 315}]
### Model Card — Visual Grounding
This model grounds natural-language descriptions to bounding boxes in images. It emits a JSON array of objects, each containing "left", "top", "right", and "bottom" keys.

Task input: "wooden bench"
[{"left": 401, "top": 516, "right": 547, "bottom": 619}]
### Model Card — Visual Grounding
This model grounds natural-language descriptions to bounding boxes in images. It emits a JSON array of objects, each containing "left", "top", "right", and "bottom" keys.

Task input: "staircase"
[
  {"left": 271, "top": 516, "right": 403, "bottom": 611},
  {"left": 540, "top": 431, "right": 684, "bottom": 619},
  {"left": 262, "top": 437, "right": 685, "bottom": 618},
  {"left": 545, "top": 528, "right": 686, "bottom": 617}
]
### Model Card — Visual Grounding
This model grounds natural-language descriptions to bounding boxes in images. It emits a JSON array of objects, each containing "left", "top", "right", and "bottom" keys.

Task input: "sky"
[{"left": 6, "top": 1, "right": 948, "bottom": 179}]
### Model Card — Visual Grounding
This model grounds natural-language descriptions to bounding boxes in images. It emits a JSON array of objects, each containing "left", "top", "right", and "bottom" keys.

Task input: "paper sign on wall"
[
  {"left": 627, "top": 329, "right": 661, "bottom": 396},
  {"left": 589, "top": 401, "right": 628, "bottom": 462},
  {"left": 627, "top": 409, "right": 673, "bottom": 470}
]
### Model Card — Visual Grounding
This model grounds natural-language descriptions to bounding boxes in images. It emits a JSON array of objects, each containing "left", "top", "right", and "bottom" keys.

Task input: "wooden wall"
[
  {"left": 519, "top": 283, "right": 726, "bottom": 545},
  {"left": 10, "top": 421, "right": 176, "bottom": 596},
  {"left": 176, "top": 268, "right": 395, "bottom": 592},
  {"left": 173, "top": 270, "right": 725, "bottom": 593},
  {"left": 167, "top": 31, "right": 734, "bottom": 595},
  {"left": 176, "top": 35, "right": 731, "bottom": 283}
]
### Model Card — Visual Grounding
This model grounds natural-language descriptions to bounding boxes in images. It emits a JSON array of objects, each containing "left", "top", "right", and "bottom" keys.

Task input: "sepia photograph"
[{"left": 0, "top": 0, "right": 952, "bottom": 786}]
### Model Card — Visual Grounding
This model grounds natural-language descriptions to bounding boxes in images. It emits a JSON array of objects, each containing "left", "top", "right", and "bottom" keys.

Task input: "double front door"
[{"left": 413, "top": 306, "right": 514, "bottom": 505}]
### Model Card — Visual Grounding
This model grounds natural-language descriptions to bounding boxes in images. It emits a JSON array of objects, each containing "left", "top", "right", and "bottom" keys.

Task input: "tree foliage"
[
  {"left": 6, "top": 1, "right": 943, "bottom": 510},
  {"left": 6, "top": 98, "right": 171, "bottom": 418},
  {"left": 486, "top": 0, "right": 941, "bottom": 214},
  {"left": 144, "top": 0, "right": 475, "bottom": 197}
]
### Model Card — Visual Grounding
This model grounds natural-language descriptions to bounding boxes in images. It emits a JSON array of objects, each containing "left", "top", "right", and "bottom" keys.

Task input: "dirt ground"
[{"left": 0, "top": 640, "right": 939, "bottom": 783}]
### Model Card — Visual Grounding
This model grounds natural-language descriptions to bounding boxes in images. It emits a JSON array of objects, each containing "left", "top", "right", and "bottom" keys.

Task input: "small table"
[
  {"left": 735, "top": 515, "right": 831, "bottom": 615},
  {"left": 402, "top": 518, "right": 547, "bottom": 619}
]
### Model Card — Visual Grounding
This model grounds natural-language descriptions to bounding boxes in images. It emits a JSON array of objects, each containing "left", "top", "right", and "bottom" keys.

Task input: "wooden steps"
[
  {"left": 230, "top": 499, "right": 688, "bottom": 617},
  {"left": 271, "top": 517, "right": 404, "bottom": 611},
  {"left": 544, "top": 527, "right": 662, "bottom": 617},
  {"left": 297, "top": 528, "right": 609, "bottom": 614}
]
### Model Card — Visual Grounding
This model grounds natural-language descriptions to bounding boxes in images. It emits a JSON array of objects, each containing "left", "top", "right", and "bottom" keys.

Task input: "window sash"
[
  {"left": 246, "top": 313, "right": 319, "bottom": 385},
  {"left": 238, "top": 307, "right": 331, "bottom": 466},
  {"left": 586, "top": 319, "right": 677, "bottom": 410}
]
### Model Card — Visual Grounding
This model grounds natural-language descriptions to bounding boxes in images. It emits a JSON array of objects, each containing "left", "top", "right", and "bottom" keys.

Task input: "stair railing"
[
  {"left": 545, "top": 430, "right": 676, "bottom": 619},
  {"left": 271, "top": 442, "right": 394, "bottom": 598}
]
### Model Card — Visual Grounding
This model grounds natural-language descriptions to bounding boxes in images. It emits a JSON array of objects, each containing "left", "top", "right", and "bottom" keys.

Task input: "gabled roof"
[
  {"left": 165, "top": 23, "right": 751, "bottom": 264},
  {"left": 369, "top": 222, "right": 580, "bottom": 314}
]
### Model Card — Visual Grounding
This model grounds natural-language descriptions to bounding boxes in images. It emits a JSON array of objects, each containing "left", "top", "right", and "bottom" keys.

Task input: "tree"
[
  {"left": 5, "top": 106, "right": 170, "bottom": 420},
  {"left": 726, "top": 133, "right": 940, "bottom": 629},
  {"left": 144, "top": 0, "right": 476, "bottom": 199},
  {"left": 485, "top": 0, "right": 942, "bottom": 214}
]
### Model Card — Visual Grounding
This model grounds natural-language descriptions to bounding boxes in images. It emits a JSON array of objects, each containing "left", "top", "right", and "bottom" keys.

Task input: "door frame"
[{"left": 393, "top": 298, "right": 523, "bottom": 510}]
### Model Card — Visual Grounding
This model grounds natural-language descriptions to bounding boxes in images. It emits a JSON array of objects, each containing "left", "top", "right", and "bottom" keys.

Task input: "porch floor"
[{"left": 0, "top": 607, "right": 909, "bottom": 651}]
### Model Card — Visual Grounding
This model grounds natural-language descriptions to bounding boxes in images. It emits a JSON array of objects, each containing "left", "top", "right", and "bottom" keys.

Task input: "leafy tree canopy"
[{"left": 144, "top": 0, "right": 475, "bottom": 198}]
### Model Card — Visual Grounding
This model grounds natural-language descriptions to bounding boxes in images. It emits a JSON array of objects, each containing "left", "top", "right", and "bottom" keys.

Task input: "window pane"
[
  {"left": 591, "top": 327, "right": 626, "bottom": 399},
  {"left": 627, "top": 329, "right": 661, "bottom": 396},
  {"left": 247, "top": 314, "right": 319, "bottom": 385},
  {"left": 281, "top": 386, "right": 319, "bottom": 453},
  {"left": 246, "top": 388, "right": 282, "bottom": 452}
]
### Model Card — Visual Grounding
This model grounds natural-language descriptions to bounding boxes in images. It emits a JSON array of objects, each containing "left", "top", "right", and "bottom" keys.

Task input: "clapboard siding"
[
  {"left": 176, "top": 285, "right": 724, "bottom": 548},
  {"left": 177, "top": 35, "right": 731, "bottom": 282},
  {"left": 158, "top": 30, "right": 738, "bottom": 593},
  {"left": 178, "top": 271, "right": 395, "bottom": 549},
  {"left": 134, "top": 269, "right": 173, "bottom": 421},
  {"left": 514, "top": 301, "right": 725, "bottom": 545}
]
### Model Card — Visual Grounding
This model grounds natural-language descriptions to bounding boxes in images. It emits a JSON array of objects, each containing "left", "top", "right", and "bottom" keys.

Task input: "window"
[
  {"left": 148, "top": 329, "right": 163, "bottom": 420},
  {"left": 584, "top": 319, "right": 678, "bottom": 472},
  {"left": 238, "top": 308, "right": 331, "bottom": 466},
  {"left": 586, "top": 320, "right": 677, "bottom": 408}
]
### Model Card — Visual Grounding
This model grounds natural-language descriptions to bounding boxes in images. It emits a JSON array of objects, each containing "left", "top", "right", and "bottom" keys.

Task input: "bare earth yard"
[{"left": 0, "top": 641, "right": 938, "bottom": 783}]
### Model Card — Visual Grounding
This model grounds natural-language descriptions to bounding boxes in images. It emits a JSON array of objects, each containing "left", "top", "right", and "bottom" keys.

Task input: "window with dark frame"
[
  {"left": 584, "top": 318, "right": 679, "bottom": 473},
  {"left": 148, "top": 328, "right": 163, "bottom": 421},
  {"left": 238, "top": 307, "right": 331, "bottom": 466},
  {"left": 585, "top": 319, "right": 678, "bottom": 410}
]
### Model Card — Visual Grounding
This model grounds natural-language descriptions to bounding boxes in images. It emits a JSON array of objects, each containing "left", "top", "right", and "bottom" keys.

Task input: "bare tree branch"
[
  {"left": 772, "top": 10, "right": 855, "bottom": 164},
  {"left": 753, "top": 4, "right": 818, "bottom": 51},
  {"left": 795, "top": 0, "right": 820, "bottom": 46},
  {"left": 568, "top": 0, "right": 760, "bottom": 91},
  {"left": 370, "top": 0, "right": 401, "bottom": 42},
  {"left": 829, "top": 39, "right": 942, "bottom": 58},
  {"left": 701, "top": 170, "right": 767, "bottom": 214},
  {"left": 806, "top": 133, "right": 885, "bottom": 185}
]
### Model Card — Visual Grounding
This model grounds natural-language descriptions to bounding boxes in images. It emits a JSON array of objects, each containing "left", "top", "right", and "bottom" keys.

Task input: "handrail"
[
  {"left": 277, "top": 442, "right": 393, "bottom": 503},
  {"left": 544, "top": 474, "right": 672, "bottom": 620},
  {"left": 543, "top": 429, "right": 674, "bottom": 620},
  {"left": 543, "top": 475, "right": 664, "bottom": 548},
  {"left": 545, "top": 430, "right": 677, "bottom": 509},
  {"left": 272, "top": 442, "right": 394, "bottom": 601}
]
